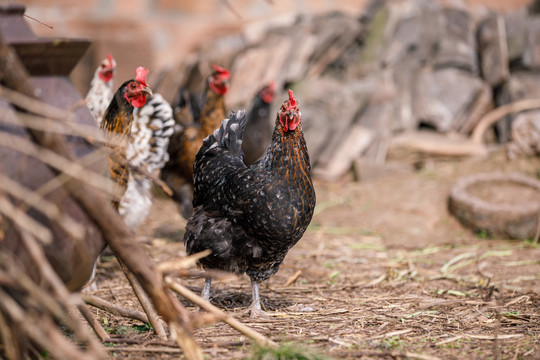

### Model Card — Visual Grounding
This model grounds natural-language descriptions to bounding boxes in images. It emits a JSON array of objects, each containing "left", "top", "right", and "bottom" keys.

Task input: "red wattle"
[
  {"left": 124, "top": 93, "right": 148, "bottom": 108},
  {"left": 209, "top": 82, "right": 228, "bottom": 95},
  {"left": 99, "top": 71, "right": 113, "bottom": 83}
]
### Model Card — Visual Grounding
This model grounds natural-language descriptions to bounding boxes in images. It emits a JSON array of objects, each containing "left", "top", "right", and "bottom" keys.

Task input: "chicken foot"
[{"left": 238, "top": 278, "right": 269, "bottom": 319}]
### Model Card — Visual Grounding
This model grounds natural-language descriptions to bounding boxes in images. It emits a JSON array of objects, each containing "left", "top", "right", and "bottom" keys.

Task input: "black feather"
[{"left": 184, "top": 97, "right": 315, "bottom": 285}]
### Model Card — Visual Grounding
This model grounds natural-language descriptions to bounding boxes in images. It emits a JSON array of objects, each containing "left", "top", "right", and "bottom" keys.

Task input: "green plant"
[
  {"left": 476, "top": 230, "right": 489, "bottom": 239},
  {"left": 381, "top": 336, "right": 402, "bottom": 350},
  {"left": 132, "top": 323, "right": 153, "bottom": 333},
  {"left": 246, "top": 343, "right": 334, "bottom": 360}
]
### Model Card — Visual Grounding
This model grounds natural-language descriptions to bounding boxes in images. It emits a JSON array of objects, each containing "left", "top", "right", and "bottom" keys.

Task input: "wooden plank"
[{"left": 312, "top": 124, "right": 374, "bottom": 181}]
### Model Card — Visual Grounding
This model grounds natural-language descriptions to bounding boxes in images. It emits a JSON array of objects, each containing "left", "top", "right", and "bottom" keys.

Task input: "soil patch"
[{"left": 88, "top": 149, "right": 540, "bottom": 359}]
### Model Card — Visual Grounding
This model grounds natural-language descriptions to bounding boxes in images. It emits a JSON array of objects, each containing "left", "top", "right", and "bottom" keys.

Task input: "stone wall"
[
  {"left": 19, "top": 0, "right": 532, "bottom": 95},
  {"left": 20, "top": 0, "right": 368, "bottom": 94}
]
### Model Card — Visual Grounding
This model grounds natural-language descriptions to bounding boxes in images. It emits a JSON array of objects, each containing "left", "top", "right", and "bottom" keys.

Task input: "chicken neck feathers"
[
  {"left": 101, "top": 81, "right": 137, "bottom": 209},
  {"left": 86, "top": 67, "right": 114, "bottom": 126}
]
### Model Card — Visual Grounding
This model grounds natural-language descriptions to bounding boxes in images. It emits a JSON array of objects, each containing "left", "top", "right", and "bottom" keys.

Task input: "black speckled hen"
[{"left": 184, "top": 90, "right": 316, "bottom": 318}]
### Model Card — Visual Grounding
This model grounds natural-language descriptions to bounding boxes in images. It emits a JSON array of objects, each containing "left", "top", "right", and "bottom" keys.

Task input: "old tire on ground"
[{"left": 448, "top": 172, "right": 540, "bottom": 239}]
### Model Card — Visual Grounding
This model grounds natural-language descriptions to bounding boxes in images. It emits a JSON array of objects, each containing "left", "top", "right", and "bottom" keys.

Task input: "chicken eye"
[{"left": 130, "top": 83, "right": 137, "bottom": 90}]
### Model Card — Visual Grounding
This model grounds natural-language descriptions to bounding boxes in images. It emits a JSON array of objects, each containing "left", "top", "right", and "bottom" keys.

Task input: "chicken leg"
[
  {"left": 247, "top": 278, "right": 268, "bottom": 319},
  {"left": 201, "top": 277, "right": 212, "bottom": 301}
]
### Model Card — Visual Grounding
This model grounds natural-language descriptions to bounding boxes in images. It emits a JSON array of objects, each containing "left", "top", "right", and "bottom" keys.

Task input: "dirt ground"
[{"left": 88, "top": 147, "right": 540, "bottom": 360}]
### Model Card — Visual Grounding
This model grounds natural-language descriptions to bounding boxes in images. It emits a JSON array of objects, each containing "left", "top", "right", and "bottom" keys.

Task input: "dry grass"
[{"left": 88, "top": 149, "right": 540, "bottom": 359}]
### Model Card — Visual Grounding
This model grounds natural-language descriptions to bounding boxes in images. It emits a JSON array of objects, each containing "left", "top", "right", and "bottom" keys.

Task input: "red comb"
[
  {"left": 135, "top": 67, "right": 149, "bottom": 86},
  {"left": 268, "top": 80, "right": 276, "bottom": 91},
  {"left": 212, "top": 64, "right": 230, "bottom": 78},
  {"left": 107, "top": 53, "right": 113, "bottom": 64},
  {"left": 288, "top": 89, "right": 297, "bottom": 107}
]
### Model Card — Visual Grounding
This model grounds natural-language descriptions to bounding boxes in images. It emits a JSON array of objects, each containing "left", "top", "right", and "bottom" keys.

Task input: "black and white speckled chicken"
[
  {"left": 184, "top": 90, "right": 316, "bottom": 318},
  {"left": 118, "top": 92, "right": 175, "bottom": 229},
  {"left": 86, "top": 54, "right": 116, "bottom": 126},
  {"left": 100, "top": 66, "right": 152, "bottom": 210}
]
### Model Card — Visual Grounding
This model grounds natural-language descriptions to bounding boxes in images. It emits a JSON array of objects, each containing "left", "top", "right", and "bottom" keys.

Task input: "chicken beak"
[
  {"left": 103, "top": 65, "right": 115, "bottom": 73},
  {"left": 142, "top": 86, "right": 153, "bottom": 98}
]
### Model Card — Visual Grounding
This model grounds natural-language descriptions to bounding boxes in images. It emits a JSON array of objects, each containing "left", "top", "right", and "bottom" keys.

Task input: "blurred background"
[
  {"left": 9, "top": 0, "right": 540, "bottom": 181},
  {"left": 3, "top": 2, "right": 540, "bottom": 358},
  {"left": 21, "top": 0, "right": 534, "bottom": 92}
]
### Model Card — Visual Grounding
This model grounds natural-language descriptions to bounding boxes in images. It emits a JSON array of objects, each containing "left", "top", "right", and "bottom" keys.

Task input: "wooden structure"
[{"left": 0, "top": 3, "right": 104, "bottom": 291}]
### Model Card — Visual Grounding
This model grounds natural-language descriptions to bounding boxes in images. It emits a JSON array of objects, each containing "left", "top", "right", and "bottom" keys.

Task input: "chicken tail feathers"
[{"left": 202, "top": 110, "right": 248, "bottom": 159}]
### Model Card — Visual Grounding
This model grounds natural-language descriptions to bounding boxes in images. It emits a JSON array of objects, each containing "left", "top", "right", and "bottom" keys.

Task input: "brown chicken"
[
  {"left": 184, "top": 90, "right": 316, "bottom": 318},
  {"left": 161, "top": 64, "right": 230, "bottom": 218},
  {"left": 100, "top": 66, "right": 152, "bottom": 209}
]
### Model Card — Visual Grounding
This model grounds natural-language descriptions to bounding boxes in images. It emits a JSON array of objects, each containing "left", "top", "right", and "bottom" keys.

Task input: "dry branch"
[
  {"left": 0, "top": 84, "right": 73, "bottom": 121},
  {"left": 0, "top": 193, "right": 53, "bottom": 244},
  {"left": 16, "top": 230, "right": 105, "bottom": 354},
  {"left": 471, "top": 98, "right": 540, "bottom": 143},
  {"left": 0, "top": 173, "right": 84, "bottom": 241},
  {"left": 78, "top": 303, "right": 110, "bottom": 342},
  {"left": 284, "top": 270, "right": 302, "bottom": 287},
  {"left": 120, "top": 262, "right": 168, "bottom": 339},
  {"left": 5, "top": 109, "right": 102, "bottom": 139},
  {"left": 83, "top": 294, "right": 150, "bottom": 324},
  {"left": 0, "top": 32, "right": 202, "bottom": 360},
  {"left": 156, "top": 250, "right": 212, "bottom": 274},
  {"left": 33, "top": 147, "right": 108, "bottom": 201},
  {"left": 0, "top": 131, "right": 115, "bottom": 195},
  {"left": 166, "top": 278, "right": 278, "bottom": 349},
  {"left": 0, "top": 288, "right": 100, "bottom": 360},
  {"left": 0, "top": 230, "right": 105, "bottom": 360}
]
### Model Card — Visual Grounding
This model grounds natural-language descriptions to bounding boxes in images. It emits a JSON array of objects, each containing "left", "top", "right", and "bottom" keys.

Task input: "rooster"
[
  {"left": 86, "top": 54, "right": 117, "bottom": 126},
  {"left": 242, "top": 81, "right": 276, "bottom": 165},
  {"left": 161, "top": 64, "right": 230, "bottom": 218},
  {"left": 100, "top": 66, "right": 152, "bottom": 210},
  {"left": 184, "top": 90, "right": 316, "bottom": 318}
]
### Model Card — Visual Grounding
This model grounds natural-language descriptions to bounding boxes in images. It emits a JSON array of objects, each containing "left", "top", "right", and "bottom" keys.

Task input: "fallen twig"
[
  {"left": 166, "top": 277, "right": 278, "bottom": 349},
  {"left": 119, "top": 260, "right": 168, "bottom": 339},
  {"left": 441, "top": 252, "right": 476, "bottom": 274},
  {"left": 284, "top": 270, "right": 302, "bottom": 287},
  {"left": 83, "top": 293, "right": 150, "bottom": 324},
  {"left": 434, "top": 335, "right": 463, "bottom": 346},
  {"left": 78, "top": 303, "right": 110, "bottom": 342},
  {"left": 104, "top": 346, "right": 183, "bottom": 353},
  {"left": 471, "top": 98, "right": 540, "bottom": 143},
  {"left": 464, "top": 333, "right": 522, "bottom": 340}
]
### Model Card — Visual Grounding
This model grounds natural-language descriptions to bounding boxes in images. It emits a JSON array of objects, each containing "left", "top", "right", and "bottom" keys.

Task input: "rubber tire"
[{"left": 448, "top": 172, "right": 540, "bottom": 239}]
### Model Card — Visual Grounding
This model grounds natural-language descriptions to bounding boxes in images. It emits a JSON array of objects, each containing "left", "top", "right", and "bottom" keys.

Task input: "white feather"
[
  {"left": 85, "top": 67, "right": 114, "bottom": 126},
  {"left": 120, "top": 93, "right": 175, "bottom": 230}
]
